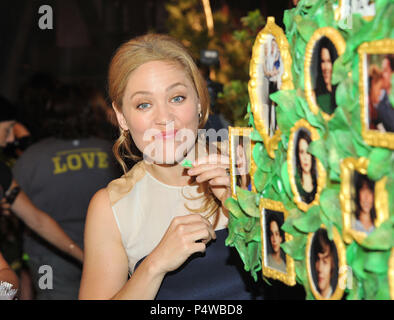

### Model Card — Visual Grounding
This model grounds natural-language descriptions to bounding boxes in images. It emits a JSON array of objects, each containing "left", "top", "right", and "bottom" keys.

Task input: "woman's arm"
[
  {"left": 0, "top": 252, "right": 19, "bottom": 291},
  {"left": 79, "top": 188, "right": 216, "bottom": 300},
  {"left": 8, "top": 180, "right": 83, "bottom": 262}
]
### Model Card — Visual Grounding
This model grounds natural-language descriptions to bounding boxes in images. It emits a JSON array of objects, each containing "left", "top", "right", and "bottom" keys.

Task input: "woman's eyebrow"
[
  {"left": 166, "top": 82, "right": 187, "bottom": 92},
  {"left": 129, "top": 83, "right": 187, "bottom": 100},
  {"left": 129, "top": 90, "right": 152, "bottom": 100}
]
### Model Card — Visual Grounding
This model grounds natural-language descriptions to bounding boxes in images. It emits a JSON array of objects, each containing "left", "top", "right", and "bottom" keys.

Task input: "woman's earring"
[{"left": 198, "top": 111, "right": 202, "bottom": 119}]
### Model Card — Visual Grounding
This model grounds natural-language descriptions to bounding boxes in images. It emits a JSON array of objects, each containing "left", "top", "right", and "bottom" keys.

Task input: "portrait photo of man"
[
  {"left": 309, "top": 228, "right": 339, "bottom": 299},
  {"left": 264, "top": 210, "right": 287, "bottom": 274}
]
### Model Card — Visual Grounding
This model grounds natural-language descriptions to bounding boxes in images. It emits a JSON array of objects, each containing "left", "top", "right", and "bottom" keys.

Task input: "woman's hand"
[
  {"left": 147, "top": 214, "right": 216, "bottom": 276},
  {"left": 186, "top": 153, "right": 231, "bottom": 206}
]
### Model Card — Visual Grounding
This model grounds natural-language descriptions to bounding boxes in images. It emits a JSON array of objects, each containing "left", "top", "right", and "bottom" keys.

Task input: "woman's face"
[
  {"left": 269, "top": 220, "right": 282, "bottom": 254},
  {"left": 114, "top": 60, "right": 200, "bottom": 164},
  {"left": 359, "top": 182, "right": 374, "bottom": 214},
  {"left": 370, "top": 78, "right": 383, "bottom": 106},
  {"left": 236, "top": 143, "right": 247, "bottom": 175},
  {"left": 320, "top": 47, "right": 333, "bottom": 88},
  {"left": 298, "top": 138, "right": 312, "bottom": 174},
  {"left": 0, "top": 121, "right": 15, "bottom": 147}
]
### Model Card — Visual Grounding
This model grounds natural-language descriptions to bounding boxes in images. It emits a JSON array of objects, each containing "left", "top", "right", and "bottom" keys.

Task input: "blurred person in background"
[
  {"left": 0, "top": 95, "right": 84, "bottom": 300},
  {"left": 13, "top": 84, "right": 120, "bottom": 299}
]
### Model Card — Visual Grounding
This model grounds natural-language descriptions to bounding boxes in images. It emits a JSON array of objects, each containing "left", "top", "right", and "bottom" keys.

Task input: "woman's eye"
[
  {"left": 136, "top": 103, "right": 151, "bottom": 110},
  {"left": 171, "top": 96, "right": 185, "bottom": 103}
]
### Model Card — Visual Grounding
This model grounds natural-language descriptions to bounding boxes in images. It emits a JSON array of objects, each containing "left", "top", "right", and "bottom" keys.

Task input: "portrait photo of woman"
[
  {"left": 262, "top": 36, "right": 284, "bottom": 137},
  {"left": 352, "top": 172, "right": 376, "bottom": 235},
  {"left": 294, "top": 129, "right": 318, "bottom": 204},
  {"left": 309, "top": 228, "right": 339, "bottom": 300},
  {"left": 312, "top": 36, "right": 339, "bottom": 115},
  {"left": 233, "top": 134, "right": 252, "bottom": 192},
  {"left": 264, "top": 210, "right": 286, "bottom": 274}
]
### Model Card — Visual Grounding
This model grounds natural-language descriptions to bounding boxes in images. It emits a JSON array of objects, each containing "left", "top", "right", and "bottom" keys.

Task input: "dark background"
[{"left": 0, "top": 0, "right": 293, "bottom": 103}]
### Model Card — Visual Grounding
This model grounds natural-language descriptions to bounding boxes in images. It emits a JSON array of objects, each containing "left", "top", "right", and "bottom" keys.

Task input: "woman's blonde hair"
[{"left": 108, "top": 33, "right": 220, "bottom": 220}]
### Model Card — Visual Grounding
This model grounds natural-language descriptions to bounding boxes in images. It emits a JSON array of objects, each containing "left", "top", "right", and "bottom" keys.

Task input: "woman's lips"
[{"left": 155, "top": 129, "right": 178, "bottom": 140}]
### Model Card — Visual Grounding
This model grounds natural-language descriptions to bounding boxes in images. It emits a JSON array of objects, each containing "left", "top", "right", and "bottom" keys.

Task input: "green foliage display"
[{"left": 224, "top": 0, "right": 394, "bottom": 299}]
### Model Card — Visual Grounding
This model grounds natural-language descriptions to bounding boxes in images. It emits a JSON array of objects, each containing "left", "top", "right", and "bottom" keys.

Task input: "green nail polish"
[{"left": 181, "top": 159, "right": 193, "bottom": 168}]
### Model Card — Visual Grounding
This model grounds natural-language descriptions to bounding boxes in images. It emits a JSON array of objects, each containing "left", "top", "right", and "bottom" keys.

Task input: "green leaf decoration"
[
  {"left": 253, "top": 168, "right": 267, "bottom": 193},
  {"left": 250, "top": 129, "right": 263, "bottom": 142},
  {"left": 293, "top": 205, "right": 322, "bottom": 233},
  {"left": 319, "top": 187, "right": 342, "bottom": 230},
  {"left": 281, "top": 235, "right": 308, "bottom": 260},
  {"left": 296, "top": 18, "right": 318, "bottom": 42},
  {"left": 367, "top": 148, "right": 393, "bottom": 181},
  {"left": 309, "top": 139, "right": 328, "bottom": 169},
  {"left": 280, "top": 161, "right": 293, "bottom": 199},
  {"left": 236, "top": 187, "right": 260, "bottom": 218},
  {"left": 361, "top": 220, "right": 394, "bottom": 251},
  {"left": 364, "top": 250, "right": 391, "bottom": 274},
  {"left": 223, "top": 0, "right": 394, "bottom": 300},
  {"left": 224, "top": 197, "right": 246, "bottom": 219}
]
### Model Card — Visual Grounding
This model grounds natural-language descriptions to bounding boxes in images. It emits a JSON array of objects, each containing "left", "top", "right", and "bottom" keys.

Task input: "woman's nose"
[{"left": 155, "top": 102, "right": 174, "bottom": 125}]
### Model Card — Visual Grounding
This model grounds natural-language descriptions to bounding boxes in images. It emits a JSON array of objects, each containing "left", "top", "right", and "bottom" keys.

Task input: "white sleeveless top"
[{"left": 107, "top": 145, "right": 229, "bottom": 273}]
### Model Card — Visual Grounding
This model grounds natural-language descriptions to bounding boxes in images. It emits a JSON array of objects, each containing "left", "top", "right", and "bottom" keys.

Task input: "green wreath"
[{"left": 225, "top": 0, "right": 394, "bottom": 300}]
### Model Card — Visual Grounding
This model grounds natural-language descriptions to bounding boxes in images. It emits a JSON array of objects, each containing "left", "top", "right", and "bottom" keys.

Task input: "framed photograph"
[
  {"left": 260, "top": 198, "right": 296, "bottom": 286},
  {"left": 340, "top": 157, "right": 389, "bottom": 244},
  {"left": 229, "top": 127, "right": 254, "bottom": 199},
  {"left": 304, "top": 27, "right": 346, "bottom": 120},
  {"left": 248, "top": 16, "right": 294, "bottom": 158},
  {"left": 335, "top": 0, "right": 376, "bottom": 22},
  {"left": 306, "top": 226, "right": 347, "bottom": 300},
  {"left": 359, "top": 39, "right": 394, "bottom": 149},
  {"left": 287, "top": 119, "right": 326, "bottom": 212}
]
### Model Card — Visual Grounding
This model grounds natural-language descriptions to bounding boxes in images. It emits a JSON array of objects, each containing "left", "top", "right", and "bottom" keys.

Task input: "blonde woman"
[{"left": 79, "top": 34, "right": 257, "bottom": 300}]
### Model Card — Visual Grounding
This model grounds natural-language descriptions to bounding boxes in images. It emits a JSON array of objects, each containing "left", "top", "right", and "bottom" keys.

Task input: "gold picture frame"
[
  {"left": 229, "top": 127, "right": 254, "bottom": 199},
  {"left": 339, "top": 157, "right": 389, "bottom": 244},
  {"left": 304, "top": 27, "right": 346, "bottom": 121},
  {"left": 334, "top": 0, "right": 376, "bottom": 22},
  {"left": 248, "top": 16, "right": 294, "bottom": 159},
  {"left": 358, "top": 39, "right": 394, "bottom": 149},
  {"left": 287, "top": 119, "right": 326, "bottom": 212},
  {"left": 260, "top": 198, "right": 296, "bottom": 286},
  {"left": 306, "top": 225, "right": 347, "bottom": 300}
]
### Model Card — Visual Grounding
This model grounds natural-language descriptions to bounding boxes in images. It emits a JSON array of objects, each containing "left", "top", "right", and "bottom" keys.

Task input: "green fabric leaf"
[
  {"left": 367, "top": 148, "right": 393, "bottom": 181},
  {"left": 281, "top": 235, "right": 308, "bottom": 260},
  {"left": 319, "top": 187, "right": 342, "bottom": 229},
  {"left": 293, "top": 205, "right": 322, "bottom": 233},
  {"left": 224, "top": 197, "right": 246, "bottom": 219},
  {"left": 250, "top": 129, "right": 263, "bottom": 142},
  {"left": 346, "top": 242, "right": 367, "bottom": 280},
  {"left": 296, "top": 18, "right": 318, "bottom": 42},
  {"left": 361, "top": 220, "right": 394, "bottom": 251},
  {"left": 280, "top": 161, "right": 293, "bottom": 200},
  {"left": 253, "top": 168, "right": 266, "bottom": 193},
  {"left": 364, "top": 251, "right": 390, "bottom": 274},
  {"left": 309, "top": 139, "right": 328, "bottom": 169},
  {"left": 236, "top": 187, "right": 260, "bottom": 218}
]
